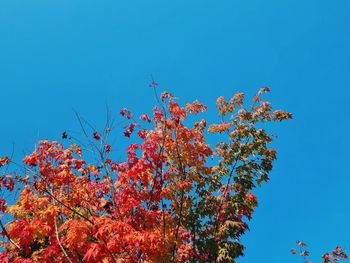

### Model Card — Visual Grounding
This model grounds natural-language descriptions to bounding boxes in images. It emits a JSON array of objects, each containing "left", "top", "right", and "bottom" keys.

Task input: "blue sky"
[{"left": 1, "top": 0, "right": 350, "bottom": 262}]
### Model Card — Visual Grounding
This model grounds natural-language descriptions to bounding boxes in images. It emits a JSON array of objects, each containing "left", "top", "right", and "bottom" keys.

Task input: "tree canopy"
[{"left": 0, "top": 87, "right": 292, "bottom": 262}]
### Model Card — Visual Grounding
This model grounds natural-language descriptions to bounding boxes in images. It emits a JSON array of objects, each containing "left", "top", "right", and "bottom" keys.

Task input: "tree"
[{"left": 0, "top": 85, "right": 291, "bottom": 262}]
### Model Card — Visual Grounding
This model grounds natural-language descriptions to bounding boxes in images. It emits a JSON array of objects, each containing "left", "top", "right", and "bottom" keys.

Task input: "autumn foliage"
[
  {"left": 292, "top": 241, "right": 348, "bottom": 263},
  {"left": 0, "top": 87, "right": 292, "bottom": 262}
]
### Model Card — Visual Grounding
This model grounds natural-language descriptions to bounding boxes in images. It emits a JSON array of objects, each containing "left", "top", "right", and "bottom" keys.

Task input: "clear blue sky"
[{"left": 1, "top": 1, "right": 349, "bottom": 262}]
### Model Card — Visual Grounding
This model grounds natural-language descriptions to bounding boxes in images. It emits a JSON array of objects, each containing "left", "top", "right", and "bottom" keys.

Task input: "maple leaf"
[{"left": 140, "top": 113, "right": 151, "bottom": 123}]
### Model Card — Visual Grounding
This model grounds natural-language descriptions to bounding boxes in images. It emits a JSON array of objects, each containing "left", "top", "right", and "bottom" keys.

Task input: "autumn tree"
[{"left": 0, "top": 85, "right": 291, "bottom": 262}]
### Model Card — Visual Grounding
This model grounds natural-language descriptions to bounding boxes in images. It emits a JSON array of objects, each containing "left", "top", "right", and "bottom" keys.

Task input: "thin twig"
[
  {"left": 54, "top": 216, "right": 73, "bottom": 263},
  {"left": 0, "top": 219, "right": 21, "bottom": 250}
]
